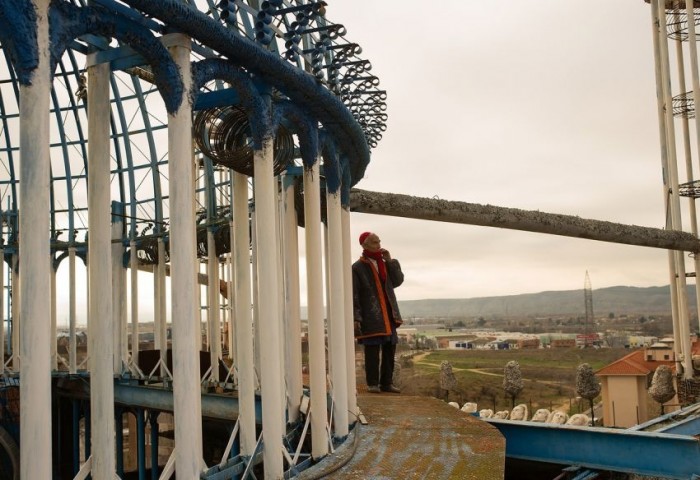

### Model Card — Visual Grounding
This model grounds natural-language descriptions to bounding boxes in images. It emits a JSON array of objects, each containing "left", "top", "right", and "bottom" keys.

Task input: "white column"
[
  {"left": 154, "top": 242, "right": 162, "bottom": 354},
  {"left": 303, "top": 161, "right": 329, "bottom": 458},
  {"left": 69, "top": 247, "right": 77, "bottom": 373},
  {"left": 112, "top": 212, "right": 125, "bottom": 374},
  {"left": 341, "top": 206, "right": 357, "bottom": 420},
  {"left": 157, "top": 237, "right": 167, "bottom": 374},
  {"left": 50, "top": 259, "right": 57, "bottom": 370},
  {"left": 282, "top": 176, "right": 303, "bottom": 423},
  {"left": 18, "top": 2, "right": 52, "bottom": 476},
  {"left": 251, "top": 211, "right": 261, "bottom": 375},
  {"left": 253, "top": 135, "right": 285, "bottom": 478},
  {"left": 233, "top": 172, "right": 256, "bottom": 455},
  {"left": 227, "top": 219, "right": 235, "bottom": 363},
  {"left": 326, "top": 190, "right": 348, "bottom": 437},
  {"left": 168, "top": 34, "right": 203, "bottom": 477},
  {"left": 656, "top": 1, "right": 694, "bottom": 378},
  {"left": 207, "top": 229, "right": 221, "bottom": 382},
  {"left": 0, "top": 251, "right": 4, "bottom": 367},
  {"left": 130, "top": 240, "right": 139, "bottom": 366},
  {"left": 11, "top": 254, "right": 19, "bottom": 372},
  {"left": 87, "top": 57, "right": 116, "bottom": 478}
]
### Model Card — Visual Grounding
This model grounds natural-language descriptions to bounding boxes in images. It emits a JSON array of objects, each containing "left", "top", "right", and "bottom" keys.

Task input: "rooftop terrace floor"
[{"left": 300, "top": 391, "right": 505, "bottom": 479}]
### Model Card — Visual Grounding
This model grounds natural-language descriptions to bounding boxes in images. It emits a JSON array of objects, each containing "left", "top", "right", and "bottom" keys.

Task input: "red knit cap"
[{"left": 359, "top": 231, "right": 372, "bottom": 245}]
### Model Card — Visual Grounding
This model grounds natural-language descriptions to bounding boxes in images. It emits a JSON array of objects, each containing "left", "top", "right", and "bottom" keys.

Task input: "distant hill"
[{"left": 398, "top": 285, "right": 698, "bottom": 318}]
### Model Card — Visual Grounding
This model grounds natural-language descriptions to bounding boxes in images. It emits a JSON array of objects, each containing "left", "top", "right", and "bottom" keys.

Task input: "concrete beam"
[{"left": 349, "top": 189, "right": 700, "bottom": 253}]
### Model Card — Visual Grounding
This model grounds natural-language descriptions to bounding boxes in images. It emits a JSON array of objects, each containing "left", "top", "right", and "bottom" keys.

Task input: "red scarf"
[{"left": 363, "top": 249, "right": 386, "bottom": 282}]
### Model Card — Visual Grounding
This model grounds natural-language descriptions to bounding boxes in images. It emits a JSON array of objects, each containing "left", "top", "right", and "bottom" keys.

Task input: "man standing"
[{"left": 352, "top": 232, "right": 404, "bottom": 393}]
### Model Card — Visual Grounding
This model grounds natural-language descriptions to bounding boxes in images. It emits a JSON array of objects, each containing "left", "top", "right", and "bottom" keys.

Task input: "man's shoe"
[
  {"left": 367, "top": 385, "right": 381, "bottom": 393},
  {"left": 380, "top": 385, "right": 401, "bottom": 393}
]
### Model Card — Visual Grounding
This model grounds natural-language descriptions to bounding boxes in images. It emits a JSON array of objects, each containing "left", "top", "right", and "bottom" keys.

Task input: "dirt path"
[{"left": 410, "top": 352, "right": 572, "bottom": 412}]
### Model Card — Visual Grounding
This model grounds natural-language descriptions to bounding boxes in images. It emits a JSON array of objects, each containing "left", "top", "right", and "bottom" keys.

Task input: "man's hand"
[
  {"left": 381, "top": 248, "right": 391, "bottom": 261},
  {"left": 354, "top": 321, "right": 362, "bottom": 335}
]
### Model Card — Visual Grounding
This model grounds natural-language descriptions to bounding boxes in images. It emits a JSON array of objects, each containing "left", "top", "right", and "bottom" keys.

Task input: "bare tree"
[
  {"left": 648, "top": 365, "right": 676, "bottom": 415},
  {"left": 503, "top": 361, "right": 524, "bottom": 409},
  {"left": 575, "top": 363, "right": 601, "bottom": 425}
]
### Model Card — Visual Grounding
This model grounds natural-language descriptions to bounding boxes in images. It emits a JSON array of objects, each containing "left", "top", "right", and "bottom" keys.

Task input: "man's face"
[{"left": 363, "top": 234, "right": 381, "bottom": 253}]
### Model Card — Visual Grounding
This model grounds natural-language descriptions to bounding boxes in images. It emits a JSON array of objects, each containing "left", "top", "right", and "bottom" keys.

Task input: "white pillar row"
[
  {"left": 282, "top": 175, "right": 303, "bottom": 423},
  {"left": 87, "top": 56, "right": 116, "bottom": 478},
  {"left": 303, "top": 160, "right": 329, "bottom": 458},
  {"left": 130, "top": 239, "right": 139, "bottom": 367},
  {"left": 69, "top": 247, "right": 77, "bottom": 373},
  {"left": 650, "top": 0, "right": 684, "bottom": 371},
  {"left": 233, "top": 172, "right": 256, "bottom": 456},
  {"left": 326, "top": 190, "right": 348, "bottom": 437},
  {"left": 207, "top": 229, "right": 221, "bottom": 382},
  {"left": 686, "top": 0, "right": 700, "bottom": 334},
  {"left": 253, "top": 134, "right": 285, "bottom": 478},
  {"left": 656, "top": 0, "right": 694, "bottom": 378},
  {"left": 18, "top": 4, "right": 52, "bottom": 477},
  {"left": 112, "top": 209, "right": 126, "bottom": 374},
  {"left": 11, "top": 254, "right": 19, "bottom": 372},
  {"left": 341, "top": 206, "right": 357, "bottom": 421},
  {"left": 671, "top": 22, "right": 700, "bottom": 338},
  {"left": 157, "top": 236, "right": 167, "bottom": 374},
  {"left": 168, "top": 34, "right": 204, "bottom": 478},
  {"left": 50, "top": 258, "right": 57, "bottom": 371},
  {"left": 0, "top": 251, "right": 4, "bottom": 368}
]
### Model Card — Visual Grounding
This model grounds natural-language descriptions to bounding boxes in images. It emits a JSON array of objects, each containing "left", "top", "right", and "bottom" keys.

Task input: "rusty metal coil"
[
  {"left": 194, "top": 106, "right": 294, "bottom": 176},
  {"left": 136, "top": 236, "right": 170, "bottom": 265},
  {"left": 196, "top": 224, "right": 232, "bottom": 258}
]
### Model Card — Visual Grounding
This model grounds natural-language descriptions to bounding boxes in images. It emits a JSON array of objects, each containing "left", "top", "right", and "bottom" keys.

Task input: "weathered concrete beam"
[{"left": 349, "top": 189, "right": 700, "bottom": 253}]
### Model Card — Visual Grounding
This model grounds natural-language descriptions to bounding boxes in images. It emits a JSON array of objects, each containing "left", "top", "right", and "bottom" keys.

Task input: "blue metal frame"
[{"left": 487, "top": 418, "right": 700, "bottom": 479}]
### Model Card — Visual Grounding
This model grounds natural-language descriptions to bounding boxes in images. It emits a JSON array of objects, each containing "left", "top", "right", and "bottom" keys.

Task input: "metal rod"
[
  {"left": 130, "top": 240, "right": 140, "bottom": 367},
  {"left": 51, "top": 257, "right": 57, "bottom": 371},
  {"left": 157, "top": 237, "right": 167, "bottom": 377},
  {"left": 69, "top": 247, "right": 77, "bottom": 374}
]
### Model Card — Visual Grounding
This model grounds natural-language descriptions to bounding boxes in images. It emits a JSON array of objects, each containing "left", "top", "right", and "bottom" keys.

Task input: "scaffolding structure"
[{"left": 0, "top": 1, "right": 385, "bottom": 478}]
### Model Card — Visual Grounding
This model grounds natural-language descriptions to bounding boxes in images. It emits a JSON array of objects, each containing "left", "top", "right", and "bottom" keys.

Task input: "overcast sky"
[{"left": 328, "top": 0, "right": 687, "bottom": 301}]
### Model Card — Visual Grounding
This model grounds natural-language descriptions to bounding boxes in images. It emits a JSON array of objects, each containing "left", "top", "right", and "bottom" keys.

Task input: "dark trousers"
[{"left": 364, "top": 342, "right": 396, "bottom": 387}]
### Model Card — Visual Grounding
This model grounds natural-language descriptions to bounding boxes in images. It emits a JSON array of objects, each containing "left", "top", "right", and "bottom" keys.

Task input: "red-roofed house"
[{"left": 596, "top": 339, "right": 700, "bottom": 427}]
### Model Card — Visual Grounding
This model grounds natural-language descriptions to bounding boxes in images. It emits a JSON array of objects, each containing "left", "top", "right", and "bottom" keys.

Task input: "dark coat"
[{"left": 352, "top": 256, "right": 404, "bottom": 340}]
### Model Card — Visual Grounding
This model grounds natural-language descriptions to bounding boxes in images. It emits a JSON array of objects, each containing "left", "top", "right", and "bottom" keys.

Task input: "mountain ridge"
[{"left": 398, "top": 285, "right": 697, "bottom": 318}]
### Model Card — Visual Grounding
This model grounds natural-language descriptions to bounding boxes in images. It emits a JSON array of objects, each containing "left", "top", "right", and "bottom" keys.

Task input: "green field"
[{"left": 396, "top": 347, "right": 628, "bottom": 414}]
